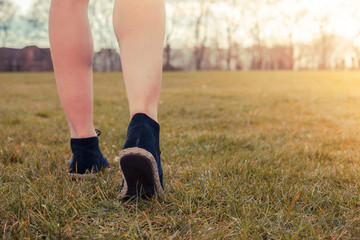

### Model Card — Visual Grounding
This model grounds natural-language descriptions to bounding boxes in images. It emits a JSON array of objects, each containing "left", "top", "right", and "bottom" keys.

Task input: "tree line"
[{"left": 1, "top": 0, "right": 360, "bottom": 71}]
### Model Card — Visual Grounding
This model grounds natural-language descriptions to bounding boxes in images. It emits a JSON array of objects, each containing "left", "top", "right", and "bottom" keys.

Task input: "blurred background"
[{"left": 1, "top": 0, "right": 360, "bottom": 71}]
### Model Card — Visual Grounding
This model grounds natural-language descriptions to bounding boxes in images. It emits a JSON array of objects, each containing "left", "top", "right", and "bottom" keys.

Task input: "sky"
[
  {"left": 13, "top": 0, "right": 32, "bottom": 14},
  {"left": 7, "top": 0, "right": 360, "bottom": 50}
]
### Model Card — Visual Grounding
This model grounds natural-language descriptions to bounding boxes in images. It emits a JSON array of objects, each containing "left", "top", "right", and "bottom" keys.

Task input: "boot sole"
[
  {"left": 119, "top": 147, "right": 164, "bottom": 198},
  {"left": 67, "top": 164, "right": 110, "bottom": 179}
]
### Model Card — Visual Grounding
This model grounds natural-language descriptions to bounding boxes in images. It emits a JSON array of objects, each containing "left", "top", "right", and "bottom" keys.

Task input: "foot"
[
  {"left": 119, "top": 113, "right": 164, "bottom": 198},
  {"left": 68, "top": 130, "right": 110, "bottom": 178}
]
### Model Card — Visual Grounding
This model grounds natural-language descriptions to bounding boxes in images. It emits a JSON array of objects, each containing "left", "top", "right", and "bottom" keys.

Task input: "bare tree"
[
  {"left": 164, "top": 1, "right": 184, "bottom": 70},
  {"left": 277, "top": 0, "right": 307, "bottom": 70},
  {"left": 316, "top": 15, "right": 333, "bottom": 70},
  {"left": 223, "top": 0, "right": 243, "bottom": 70},
  {"left": 245, "top": 0, "right": 281, "bottom": 70},
  {"left": 349, "top": 1, "right": 360, "bottom": 69},
  {"left": 89, "top": 0, "right": 117, "bottom": 50},
  {"left": 245, "top": 0, "right": 266, "bottom": 70},
  {"left": 311, "top": 1, "right": 348, "bottom": 70},
  {"left": 26, "top": 0, "right": 50, "bottom": 42},
  {"left": 0, "top": 0, "right": 17, "bottom": 47},
  {"left": 192, "top": 0, "right": 213, "bottom": 71},
  {"left": 352, "top": 32, "right": 360, "bottom": 69}
]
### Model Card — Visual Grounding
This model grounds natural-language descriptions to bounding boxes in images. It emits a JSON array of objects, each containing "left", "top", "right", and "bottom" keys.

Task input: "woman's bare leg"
[
  {"left": 114, "top": 0, "right": 166, "bottom": 197},
  {"left": 49, "top": 0, "right": 96, "bottom": 138},
  {"left": 113, "top": 0, "right": 165, "bottom": 122}
]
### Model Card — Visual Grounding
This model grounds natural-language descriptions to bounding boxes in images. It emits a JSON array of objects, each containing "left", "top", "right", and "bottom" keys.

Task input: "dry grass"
[{"left": 1, "top": 71, "right": 360, "bottom": 239}]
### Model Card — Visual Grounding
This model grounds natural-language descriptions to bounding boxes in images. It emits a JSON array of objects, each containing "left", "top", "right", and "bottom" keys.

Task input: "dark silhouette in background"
[
  {"left": 0, "top": 46, "right": 52, "bottom": 72},
  {"left": 0, "top": 47, "right": 122, "bottom": 72}
]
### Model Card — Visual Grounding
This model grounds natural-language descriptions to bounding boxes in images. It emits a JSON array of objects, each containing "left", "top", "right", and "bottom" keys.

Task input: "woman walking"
[{"left": 49, "top": 0, "right": 165, "bottom": 198}]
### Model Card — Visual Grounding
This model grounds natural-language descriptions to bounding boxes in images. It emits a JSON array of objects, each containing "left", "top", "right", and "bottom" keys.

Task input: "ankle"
[
  {"left": 130, "top": 111, "right": 158, "bottom": 123},
  {"left": 70, "top": 128, "right": 97, "bottom": 139}
]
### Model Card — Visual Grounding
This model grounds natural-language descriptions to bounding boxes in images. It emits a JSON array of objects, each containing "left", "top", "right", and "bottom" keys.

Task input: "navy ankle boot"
[
  {"left": 119, "top": 113, "right": 164, "bottom": 198},
  {"left": 68, "top": 130, "right": 110, "bottom": 178}
]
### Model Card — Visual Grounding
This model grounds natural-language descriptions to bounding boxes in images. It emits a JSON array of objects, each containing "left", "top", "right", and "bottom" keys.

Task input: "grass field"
[{"left": 1, "top": 71, "right": 360, "bottom": 239}]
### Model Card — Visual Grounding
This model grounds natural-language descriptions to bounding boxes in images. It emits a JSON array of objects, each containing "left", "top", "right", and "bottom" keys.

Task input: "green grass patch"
[{"left": 1, "top": 71, "right": 360, "bottom": 238}]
